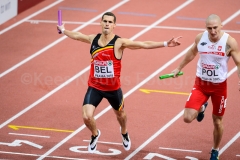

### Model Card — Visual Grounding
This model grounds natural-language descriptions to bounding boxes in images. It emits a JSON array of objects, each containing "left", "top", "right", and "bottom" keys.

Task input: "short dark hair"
[{"left": 102, "top": 12, "right": 116, "bottom": 23}]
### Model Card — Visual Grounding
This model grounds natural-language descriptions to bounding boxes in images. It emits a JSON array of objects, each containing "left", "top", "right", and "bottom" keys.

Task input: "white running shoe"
[
  {"left": 120, "top": 128, "right": 131, "bottom": 151},
  {"left": 88, "top": 129, "right": 101, "bottom": 153}
]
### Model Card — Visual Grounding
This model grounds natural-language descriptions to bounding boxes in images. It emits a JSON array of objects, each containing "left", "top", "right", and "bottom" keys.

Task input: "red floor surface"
[{"left": 0, "top": 0, "right": 240, "bottom": 159}]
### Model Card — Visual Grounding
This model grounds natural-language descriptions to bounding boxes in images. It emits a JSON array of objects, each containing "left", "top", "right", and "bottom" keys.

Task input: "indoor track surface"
[{"left": 0, "top": 0, "right": 240, "bottom": 159}]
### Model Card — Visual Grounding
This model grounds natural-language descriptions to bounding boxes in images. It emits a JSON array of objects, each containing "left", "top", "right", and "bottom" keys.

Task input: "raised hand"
[
  {"left": 57, "top": 23, "right": 65, "bottom": 34},
  {"left": 167, "top": 36, "right": 182, "bottom": 47}
]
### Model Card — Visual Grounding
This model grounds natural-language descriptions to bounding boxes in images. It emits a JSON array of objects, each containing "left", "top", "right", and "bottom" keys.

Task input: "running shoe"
[
  {"left": 196, "top": 102, "right": 208, "bottom": 122},
  {"left": 210, "top": 149, "right": 219, "bottom": 160},
  {"left": 88, "top": 129, "right": 101, "bottom": 153},
  {"left": 120, "top": 128, "right": 131, "bottom": 151}
]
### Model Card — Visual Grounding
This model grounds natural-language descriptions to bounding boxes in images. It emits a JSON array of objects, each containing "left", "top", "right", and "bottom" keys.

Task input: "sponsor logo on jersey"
[
  {"left": 208, "top": 44, "right": 216, "bottom": 50},
  {"left": 218, "top": 46, "right": 222, "bottom": 51},
  {"left": 201, "top": 63, "right": 220, "bottom": 70},
  {"left": 200, "top": 42, "right": 207, "bottom": 46},
  {"left": 200, "top": 52, "right": 224, "bottom": 56},
  {"left": 94, "top": 61, "right": 108, "bottom": 66}
]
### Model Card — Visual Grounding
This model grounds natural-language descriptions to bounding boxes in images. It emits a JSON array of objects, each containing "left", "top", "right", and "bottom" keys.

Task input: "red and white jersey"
[
  {"left": 88, "top": 34, "right": 122, "bottom": 91},
  {"left": 196, "top": 31, "right": 230, "bottom": 83}
]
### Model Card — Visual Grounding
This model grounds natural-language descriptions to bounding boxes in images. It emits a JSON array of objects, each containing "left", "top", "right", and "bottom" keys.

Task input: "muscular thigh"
[
  {"left": 105, "top": 88, "right": 124, "bottom": 111},
  {"left": 83, "top": 87, "right": 103, "bottom": 107},
  {"left": 185, "top": 86, "right": 209, "bottom": 111},
  {"left": 211, "top": 83, "right": 227, "bottom": 116}
]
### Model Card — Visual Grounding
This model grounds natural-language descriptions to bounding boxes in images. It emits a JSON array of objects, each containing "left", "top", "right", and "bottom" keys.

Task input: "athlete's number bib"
[
  {"left": 201, "top": 62, "right": 221, "bottom": 81},
  {"left": 94, "top": 60, "right": 114, "bottom": 78}
]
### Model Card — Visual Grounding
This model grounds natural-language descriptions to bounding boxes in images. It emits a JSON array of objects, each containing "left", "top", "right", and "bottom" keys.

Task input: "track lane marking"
[
  {"left": 219, "top": 131, "right": 240, "bottom": 155},
  {"left": 83, "top": 140, "right": 122, "bottom": 145},
  {"left": 124, "top": 10, "right": 240, "bottom": 160},
  {"left": 8, "top": 125, "right": 74, "bottom": 133},
  {"left": 58, "top": 7, "right": 97, "bottom": 12},
  {"left": 9, "top": 133, "right": 50, "bottom": 138},
  {"left": 0, "top": 66, "right": 89, "bottom": 129},
  {"left": 25, "top": 19, "right": 240, "bottom": 34},
  {"left": 1, "top": 1, "right": 238, "bottom": 160},
  {"left": 36, "top": 1, "right": 194, "bottom": 159},
  {"left": 0, "top": 151, "right": 88, "bottom": 160},
  {"left": 140, "top": 89, "right": 190, "bottom": 95},
  {"left": 0, "top": 0, "right": 129, "bottom": 78},
  {"left": 176, "top": 16, "right": 205, "bottom": 21},
  {"left": 1, "top": 9, "right": 239, "bottom": 78},
  {"left": 0, "top": 0, "right": 63, "bottom": 35},
  {"left": 0, "top": 0, "right": 130, "bottom": 129},
  {"left": 125, "top": 67, "right": 239, "bottom": 160},
  {"left": 159, "top": 147, "right": 202, "bottom": 153}
]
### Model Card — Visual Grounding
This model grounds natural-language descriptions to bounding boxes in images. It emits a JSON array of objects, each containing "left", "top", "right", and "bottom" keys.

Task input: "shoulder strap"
[
  {"left": 90, "top": 34, "right": 101, "bottom": 54},
  {"left": 108, "top": 35, "right": 121, "bottom": 46}
]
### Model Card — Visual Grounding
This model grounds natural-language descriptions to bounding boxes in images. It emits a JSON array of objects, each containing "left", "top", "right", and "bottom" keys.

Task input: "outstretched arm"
[
  {"left": 172, "top": 33, "right": 202, "bottom": 77},
  {"left": 120, "top": 36, "right": 182, "bottom": 49},
  {"left": 57, "top": 23, "right": 95, "bottom": 44},
  {"left": 228, "top": 36, "right": 240, "bottom": 91}
]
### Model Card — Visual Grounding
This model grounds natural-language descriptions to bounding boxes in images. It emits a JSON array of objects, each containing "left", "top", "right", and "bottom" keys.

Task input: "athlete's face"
[
  {"left": 206, "top": 19, "right": 222, "bottom": 42},
  {"left": 101, "top": 15, "right": 116, "bottom": 35}
]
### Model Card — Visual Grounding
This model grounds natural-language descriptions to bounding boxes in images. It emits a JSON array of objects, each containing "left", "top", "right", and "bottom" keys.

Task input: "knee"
[
  {"left": 183, "top": 116, "right": 193, "bottom": 123},
  {"left": 213, "top": 118, "right": 223, "bottom": 129},
  {"left": 82, "top": 104, "right": 95, "bottom": 122},
  {"left": 183, "top": 114, "right": 195, "bottom": 123},
  {"left": 183, "top": 109, "right": 198, "bottom": 123},
  {"left": 82, "top": 111, "right": 93, "bottom": 123},
  {"left": 82, "top": 115, "right": 91, "bottom": 123},
  {"left": 115, "top": 110, "right": 126, "bottom": 119}
]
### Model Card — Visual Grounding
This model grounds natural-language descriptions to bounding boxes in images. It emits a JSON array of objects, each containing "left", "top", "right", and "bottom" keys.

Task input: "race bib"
[
  {"left": 201, "top": 62, "right": 221, "bottom": 81},
  {"left": 94, "top": 60, "right": 114, "bottom": 78}
]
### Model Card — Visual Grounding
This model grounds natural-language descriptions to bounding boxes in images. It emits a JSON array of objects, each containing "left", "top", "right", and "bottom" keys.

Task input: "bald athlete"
[{"left": 172, "top": 14, "right": 240, "bottom": 160}]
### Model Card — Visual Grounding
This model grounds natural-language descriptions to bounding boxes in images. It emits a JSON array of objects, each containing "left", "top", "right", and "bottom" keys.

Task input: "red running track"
[{"left": 0, "top": 0, "right": 240, "bottom": 159}]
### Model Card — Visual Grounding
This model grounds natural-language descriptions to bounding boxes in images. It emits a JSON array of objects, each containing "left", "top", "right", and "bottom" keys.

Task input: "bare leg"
[
  {"left": 183, "top": 108, "right": 199, "bottom": 123},
  {"left": 212, "top": 114, "right": 223, "bottom": 149},
  {"left": 82, "top": 104, "right": 98, "bottom": 136},
  {"left": 113, "top": 109, "right": 127, "bottom": 134}
]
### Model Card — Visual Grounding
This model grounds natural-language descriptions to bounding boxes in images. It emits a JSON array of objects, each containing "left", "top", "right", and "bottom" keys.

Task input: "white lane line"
[
  {"left": 129, "top": 0, "right": 193, "bottom": 41},
  {"left": 0, "top": 151, "right": 88, "bottom": 160},
  {"left": 227, "top": 66, "right": 237, "bottom": 77},
  {"left": 9, "top": 133, "right": 50, "bottom": 138},
  {"left": 0, "top": 66, "right": 88, "bottom": 129},
  {"left": 83, "top": 140, "right": 122, "bottom": 145},
  {"left": 36, "top": 1, "right": 194, "bottom": 159},
  {"left": 124, "top": 56, "right": 239, "bottom": 160},
  {"left": 219, "top": 132, "right": 240, "bottom": 155},
  {"left": 0, "top": 0, "right": 129, "bottom": 129},
  {"left": 124, "top": 59, "right": 239, "bottom": 160},
  {"left": 124, "top": 10, "right": 240, "bottom": 160},
  {"left": 159, "top": 147, "right": 202, "bottom": 153},
  {"left": 0, "top": 0, "right": 129, "bottom": 78},
  {"left": 26, "top": 20, "right": 240, "bottom": 33},
  {"left": 222, "top": 10, "right": 240, "bottom": 25},
  {"left": 0, "top": 0, "right": 63, "bottom": 35},
  {"left": 185, "top": 156, "right": 198, "bottom": 160},
  {"left": 0, "top": 1, "right": 128, "bottom": 127}
]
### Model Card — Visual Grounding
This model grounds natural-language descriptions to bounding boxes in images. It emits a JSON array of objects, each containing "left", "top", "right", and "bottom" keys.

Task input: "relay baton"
[
  {"left": 58, "top": 10, "right": 62, "bottom": 34},
  {"left": 159, "top": 71, "right": 183, "bottom": 80}
]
